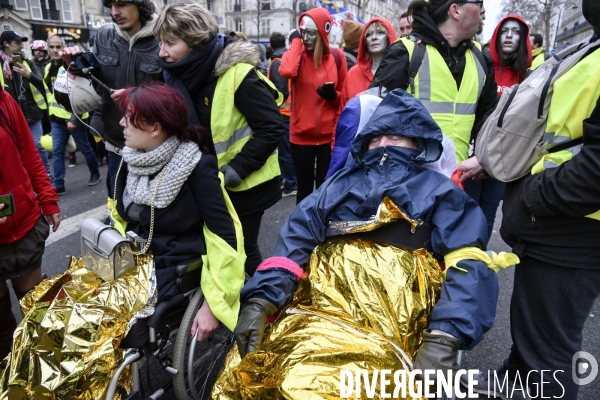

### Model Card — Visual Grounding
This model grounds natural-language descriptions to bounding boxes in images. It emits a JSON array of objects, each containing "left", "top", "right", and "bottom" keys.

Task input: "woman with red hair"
[
  {"left": 341, "top": 17, "right": 397, "bottom": 107},
  {"left": 114, "top": 82, "right": 244, "bottom": 341}
]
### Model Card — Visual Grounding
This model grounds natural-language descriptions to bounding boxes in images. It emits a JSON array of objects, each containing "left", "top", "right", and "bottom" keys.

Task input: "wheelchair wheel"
[{"left": 172, "top": 289, "right": 234, "bottom": 400}]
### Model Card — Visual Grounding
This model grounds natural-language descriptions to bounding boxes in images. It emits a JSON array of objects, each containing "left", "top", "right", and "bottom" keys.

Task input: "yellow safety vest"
[
  {"left": 211, "top": 63, "right": 283, "bottom": 192},
  {"left": 530, "top": 50, "right": 545, "bottom": 71},
  {"left": 400, "top": 37, "right": 486, "bottom": 163},
  {"left": 0, "top": 71, "right": 5, "bottom": 89},
  {"left": 20, "top": 61, "right": 48, "bottom": 110},
  {"left": 531, "top": 46, "right": 600, "bottom": 220},
  {"left": 44, "top": 63, "right": 88, "bottom": 120}
]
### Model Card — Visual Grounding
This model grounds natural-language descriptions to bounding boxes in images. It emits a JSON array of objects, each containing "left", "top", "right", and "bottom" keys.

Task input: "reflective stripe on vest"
[
  {"left": 211, "top": 63, "right": 282, "bottom": 192},
  {"left": 267, "top": 58, "right": 291, "bottom": 117},
  {"left": 23, "top": 61, "right": 47, "bottom": 110},
  {"left": 531, "top": 46, "right": 600, "bottom": 220},
  {"left": 530, "top": 52, "right": 545, "bottom": 70},
  {"left": 401, "top": 37, "right": 485, "bottom": 163},
  {"left": 0, "top": 71, "right": 5, "bottom": 89},
  {"left": 44, "top": 63, "right": 89, "bottom": 120}
]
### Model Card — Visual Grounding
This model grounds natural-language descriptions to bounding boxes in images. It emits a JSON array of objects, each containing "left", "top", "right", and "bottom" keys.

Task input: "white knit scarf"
[{"left": 122, "top": 136, "right": 202, "bottom": 208}]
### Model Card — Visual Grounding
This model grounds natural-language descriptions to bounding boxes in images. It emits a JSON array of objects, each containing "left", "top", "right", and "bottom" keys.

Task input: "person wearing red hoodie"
[
  {"left": 279, "top": 8, "right": 348, "bottom": 204},
  {"left": 464, "top": 14, "right": 532, "bottom": 245},
  {"left": 0, "top": 86, "right": 60, "bottom": 359},
  {"left": 341, "top": 17, "right": 397, "bottom": 109}
]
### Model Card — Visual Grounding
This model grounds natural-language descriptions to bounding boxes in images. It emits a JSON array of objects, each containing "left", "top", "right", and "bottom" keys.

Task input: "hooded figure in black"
[{"left": 469, "top": 1, "right": 600, "bottom": 398}]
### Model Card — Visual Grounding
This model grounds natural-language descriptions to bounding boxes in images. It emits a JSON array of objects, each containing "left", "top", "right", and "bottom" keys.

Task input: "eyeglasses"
[{"left": 456, "top": 0, "right": 484, "bottom": 8}]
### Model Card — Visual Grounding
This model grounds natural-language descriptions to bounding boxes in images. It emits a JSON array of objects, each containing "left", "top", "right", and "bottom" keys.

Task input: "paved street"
[{"left": 8, "top": 157, "right": 600, "bottom": 399}]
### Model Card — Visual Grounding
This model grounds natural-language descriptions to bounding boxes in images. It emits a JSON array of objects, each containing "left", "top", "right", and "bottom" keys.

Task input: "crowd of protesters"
[{"left": 1, "top": 0, "right": 599, "bottom": 398}]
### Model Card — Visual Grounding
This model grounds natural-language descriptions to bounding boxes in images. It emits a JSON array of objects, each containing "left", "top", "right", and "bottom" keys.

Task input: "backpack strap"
[
  {"left": 469, "top": 41, "right": 489, "bottom": 75},
  {"left": 548, "top": 137, "right": 583, "bottom": 153},
  {"left": 332, "top": 48, "right": 342, "bottom": 75},
  {"left": 406, "top": 35, "right": 425, "bottom": 95}
]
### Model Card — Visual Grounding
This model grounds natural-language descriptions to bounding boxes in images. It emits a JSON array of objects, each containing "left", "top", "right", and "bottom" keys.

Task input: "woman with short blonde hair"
[{"left": 154, "top": 2, "right": 286, "bottom": 277}]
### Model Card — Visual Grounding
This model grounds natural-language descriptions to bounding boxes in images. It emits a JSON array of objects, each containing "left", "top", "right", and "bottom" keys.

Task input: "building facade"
[
  {"left": 223, "top": 0, "right": 407, "bottom": 45},
  {"left": 552, "top": 2, "right": 593, "bottom": 49}
]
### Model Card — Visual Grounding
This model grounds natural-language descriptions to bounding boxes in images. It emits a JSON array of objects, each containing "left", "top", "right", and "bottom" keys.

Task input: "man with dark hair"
[
  {"left": 268, "top": 32, "right": 297, "bottom": 197},
  {"left": 529, "top": 32, "right": 546, "bottom": 70},
  {"left": 369, "top": 0, "right": 498, "bottom": 206},
  {"left": 62, "top": 0, "right": 163, "bottom": 193},
  {"left": 399, "top": 11, "right": 412, "bottom": 37},
  {"left": 0, "top": 31, "right": 52, "bottom": 182}
]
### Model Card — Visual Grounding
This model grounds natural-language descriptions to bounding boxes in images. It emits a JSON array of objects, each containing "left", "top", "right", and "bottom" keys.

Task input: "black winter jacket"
[
  {"left": 369, "top": 9, "right": 498, "bottom": 141},
  {"left": 500, "top": 95, "right": 600, "bottom": 270},
  {"left": 269, "top": 47, "right": 290, "bottom": 104},
  {"left": 4, "top": 58, "right": 45, "bottom": 125},
  {"left": 92, "top": 22, "right": 163, "bottom": 148},
  {"left": 179, "top": 39, "right": 285, "bottom": 216},
  {"left": 115, "top": 154, "right": 237, "bottom": 300}
]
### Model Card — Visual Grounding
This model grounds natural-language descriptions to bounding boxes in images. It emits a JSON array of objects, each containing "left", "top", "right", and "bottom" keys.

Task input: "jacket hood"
[
  {"left": 215, "top": 39, "right": 261, "bottom": 77},
  {"left": 114, "top": 13, "right": 158, "bottom": 48},
  {"left": 299, "top": 8, "right": 333, "bottom": 53},
  {"left": 351, "top": 89, "right": 443, "bottom": 163},
  {"left": 357, "top": 17, "right": 397, "bottom": 77},
  {"left": 271, "top": 47, "right": 286, "bottom": 58},
  {"left": 490, "top": 14, "right": 532, "bottom": 69}
]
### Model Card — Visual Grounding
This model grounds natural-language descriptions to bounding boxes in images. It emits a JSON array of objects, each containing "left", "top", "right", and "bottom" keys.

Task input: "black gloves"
[
  {"left": 413, "top": 330, "right": 461, "bottom": 395},
  {"left": 219, "top": 164, "right": 242, "bottom": 188},
  {"left": 234, "top": 298, "right": 277, "bottom": 358},
  {"left": 316, "top": 84, "right": 337, "bottom": 102},
  {"left": 288, "top": 29, "right": 302, "bottom": 44}
]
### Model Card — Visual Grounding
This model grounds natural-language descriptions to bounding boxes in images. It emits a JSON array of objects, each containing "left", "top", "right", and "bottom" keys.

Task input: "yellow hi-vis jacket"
[
  {"left": 44, "top": 63, "right": 88, "bottom": 120},
  {"left": 400, "top": 37, "right": 486, "bottom": 163},
  {"left": 19, "top": 61, "right": 48, "bottom": 110},
  {"left": 211, "top": 63, "right": 282, "bottom": 192},
  {"left": 531, "top": 46, "right": 600, "bottom": 220},
  {"left": 530, "top": 48, "right": 545, "bottom": 71}
]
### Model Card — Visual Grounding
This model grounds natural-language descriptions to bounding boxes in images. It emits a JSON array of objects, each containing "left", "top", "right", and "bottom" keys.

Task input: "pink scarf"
[{"left": 0, "top": 50, "right": 13, "bottom": 80}]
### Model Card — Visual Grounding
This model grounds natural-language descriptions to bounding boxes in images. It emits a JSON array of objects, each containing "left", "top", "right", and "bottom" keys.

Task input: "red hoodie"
[
  {"left": 490, "top": 14, "right": 532, "bottom": 95},
  {"left": 0, "top": 87, "right": 59, "bottom": 244},
  {"left": 341, "top": 17, "right": 397, "bottom": 108},
  {"left": 279, "top": 8, "right": 348, "bottom": 146}
]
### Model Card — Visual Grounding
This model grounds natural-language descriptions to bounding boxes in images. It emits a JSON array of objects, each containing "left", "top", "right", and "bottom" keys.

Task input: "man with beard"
[
  {"left": 61, "top": 0, "right": 163, "bottom": 193},
  {"left": 369, "top": 0, "right": 498, "bottom": 188}
]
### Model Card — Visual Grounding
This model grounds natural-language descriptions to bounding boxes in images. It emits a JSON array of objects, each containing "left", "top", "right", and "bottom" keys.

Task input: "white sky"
[{"left": 482, "top": 1, "right": 502, "bottom": 44}]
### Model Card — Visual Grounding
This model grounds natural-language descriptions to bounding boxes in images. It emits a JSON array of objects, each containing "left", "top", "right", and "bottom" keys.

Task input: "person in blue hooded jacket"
[{"left": 222, "top": 89, "right": 515, "bottom": 396}]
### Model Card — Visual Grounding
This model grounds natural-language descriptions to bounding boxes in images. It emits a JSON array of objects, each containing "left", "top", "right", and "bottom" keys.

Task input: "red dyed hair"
[{"left": 118, "top": 82, "right": 212, "bottom": 153}]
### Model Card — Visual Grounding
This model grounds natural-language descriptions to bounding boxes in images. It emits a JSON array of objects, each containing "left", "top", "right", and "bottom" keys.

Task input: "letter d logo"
[{"left": 572, "top": 351, "right": 598, "bottom": 386}]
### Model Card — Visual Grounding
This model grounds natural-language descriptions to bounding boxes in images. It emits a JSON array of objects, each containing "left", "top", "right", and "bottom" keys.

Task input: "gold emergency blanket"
[
  {"left": 0, "top": 255, "right": 155, "bottom": 400},
  {"left": 213, "top": 203, "right": 444, "bottom": 399}
]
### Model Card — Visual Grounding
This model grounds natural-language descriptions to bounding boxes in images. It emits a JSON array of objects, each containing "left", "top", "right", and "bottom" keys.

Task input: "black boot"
[{"left": 0, "top": 292, "right": 17, "bottom": 359}]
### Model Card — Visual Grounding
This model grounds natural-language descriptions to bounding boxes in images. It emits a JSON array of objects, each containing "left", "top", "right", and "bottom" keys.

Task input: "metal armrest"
[
  {"left": 147, "top": 293, "right": 186, "bottom": 328},
  {"left": 175, "top": 257, "right": 203, "bottom": 276}
]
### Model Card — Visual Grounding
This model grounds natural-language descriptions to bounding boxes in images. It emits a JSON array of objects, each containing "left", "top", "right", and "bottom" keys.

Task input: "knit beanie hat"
[
  {"left": 343, "top": 21, "right": 365, "bottom": 49},
  {"left": 102, "top": 0, "right": 148, "bottom": 7}
]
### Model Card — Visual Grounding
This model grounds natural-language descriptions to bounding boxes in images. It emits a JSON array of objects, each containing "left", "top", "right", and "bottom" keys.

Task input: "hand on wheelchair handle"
[
  {"left": 190, "top": 300, "right": 220, "bottom": 342},
  {"left": 234, "top": 298, "right": 277, "bottom": 358}
]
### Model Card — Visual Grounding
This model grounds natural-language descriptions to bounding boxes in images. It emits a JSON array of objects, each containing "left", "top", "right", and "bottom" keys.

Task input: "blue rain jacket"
[{"left": 243, "top": 89, "right": 498, "bottom": 350}]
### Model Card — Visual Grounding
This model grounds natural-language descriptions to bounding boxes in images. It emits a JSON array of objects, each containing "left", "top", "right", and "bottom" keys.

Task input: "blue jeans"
[
  {"left": 463, "top": 177, "right": 505, "bottom": 245},
  {"left": 51, "top": 121, "right": 99, "bottom": 188},
  {"left": 107, "top": 151, "right": 122, "bottom": 197},
  {"left": 28, "top": 120, "right": 52, "bottom": 180},
  {"left": 278, "top": 120, "right": 296, "bottom": 190}
]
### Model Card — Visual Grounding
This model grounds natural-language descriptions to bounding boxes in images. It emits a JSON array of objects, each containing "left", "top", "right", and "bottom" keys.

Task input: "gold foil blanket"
[
  {"left": 0, "top": 255, "right": 155, "bottom": 400},
  {"left": 213, "top": 213, "right": 444, "bottom": 398}
]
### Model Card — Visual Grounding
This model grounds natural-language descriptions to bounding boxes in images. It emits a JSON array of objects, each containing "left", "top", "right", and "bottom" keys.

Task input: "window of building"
[
  {"left": 234, "top": 0, "right": 241, "bottom": 11},
  {"left": 61, "top": 0, "right": 72, "bottom": 22},
  {"left": 235, "top": 18, "right": 243, "bottom": 31},
  {"left": 225, "top": 0, "right": 232, "bottom": 12},
  {"left": 206, "top": 0, "right": 212, "bottom": 12},
  {"left": 261, "top": 0, "right": 270, "bottom": 10},
  {"left": 260, "top": 18, "right": 270, "bottom": 35},
  {"left": 29, "top": 0, "right": 42, "bottom": 19},
  {"left": 13, "top": 0, "right": 28, "bottom": 11}
]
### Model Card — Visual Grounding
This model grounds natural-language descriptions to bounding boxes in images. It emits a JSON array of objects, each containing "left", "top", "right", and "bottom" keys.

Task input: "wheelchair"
[{"left": 103, "top": 257, "right": 235, "bottom": 400}]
